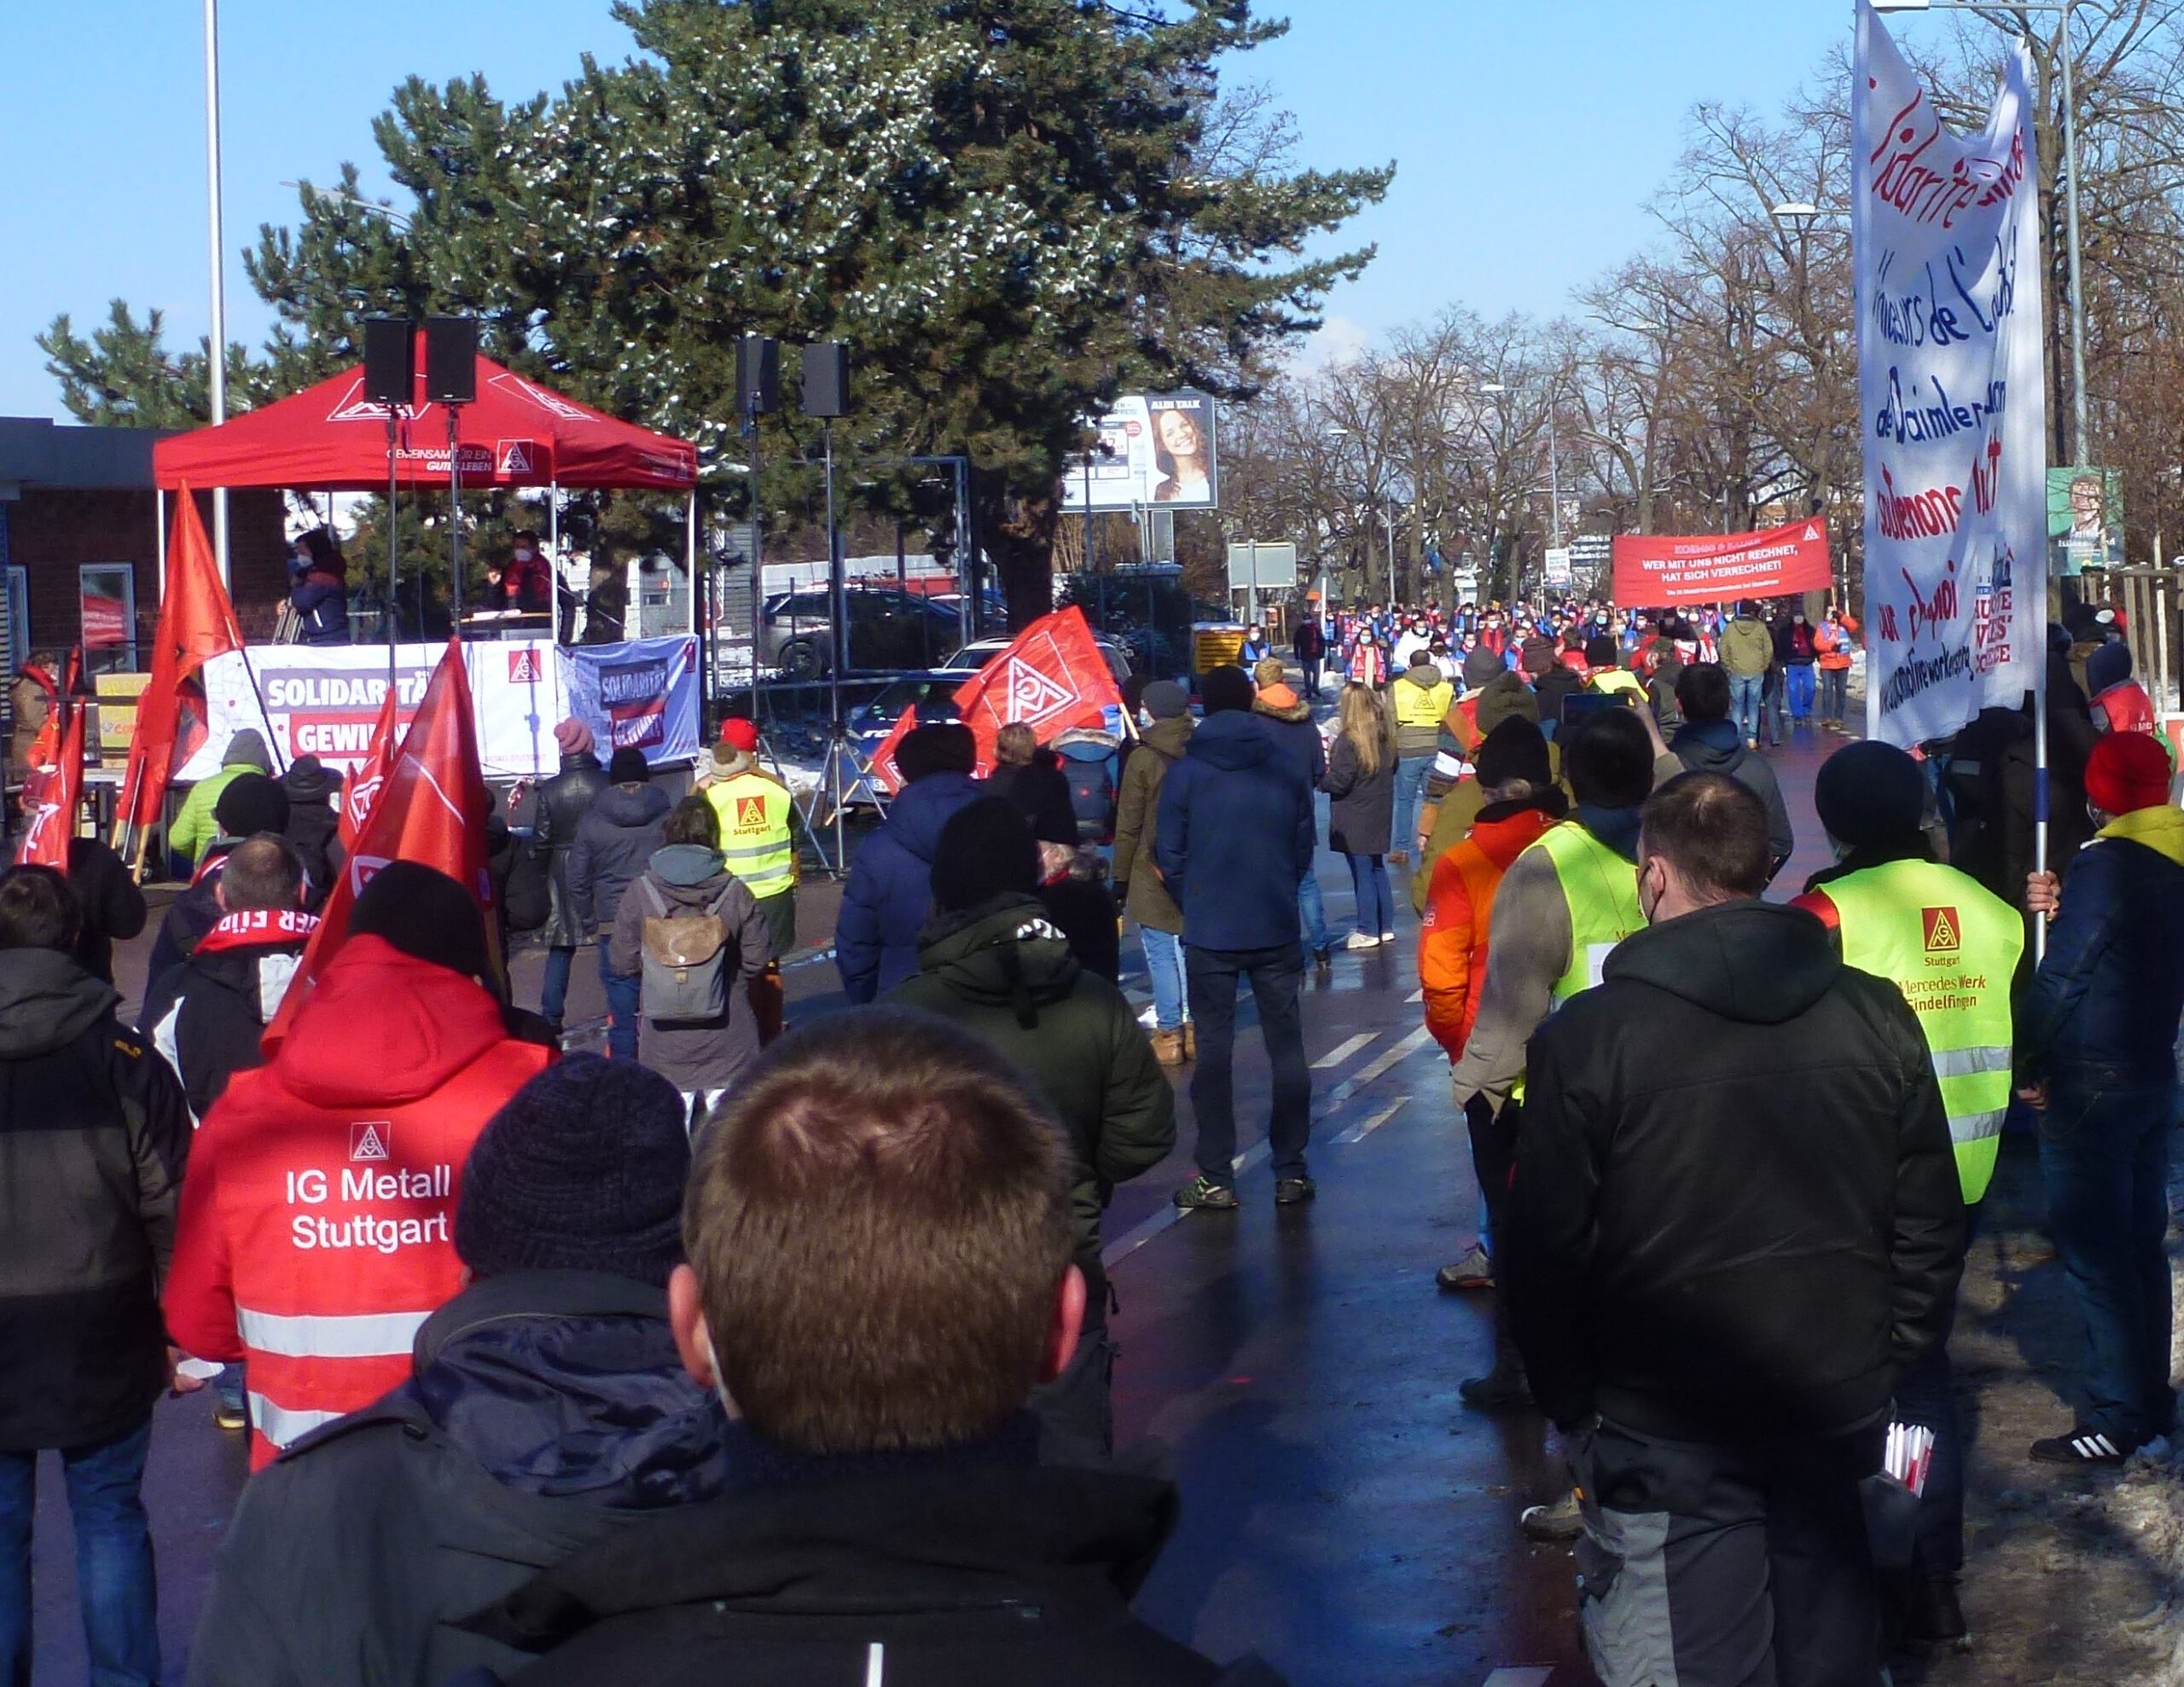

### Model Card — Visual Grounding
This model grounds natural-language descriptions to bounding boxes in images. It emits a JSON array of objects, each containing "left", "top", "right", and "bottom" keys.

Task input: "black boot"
[
  {"left": 1458, "top": 1361, "right": 1533, "bottom": 1410},
  {"left": 1897, "top": 1574, "right": 1970, "bottom": 1654}
]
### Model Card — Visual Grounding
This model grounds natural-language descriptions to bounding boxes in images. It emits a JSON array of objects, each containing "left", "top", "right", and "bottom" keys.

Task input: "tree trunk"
[{"left": 979, "top": 478, "right": 1060, "bottom": 632}]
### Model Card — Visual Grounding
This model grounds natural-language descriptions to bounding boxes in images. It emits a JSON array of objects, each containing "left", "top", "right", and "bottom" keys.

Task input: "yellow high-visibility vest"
[
  {"left": 1510, "top": 821, "right": 1645, "bottom": 1101},
  {"left": 1821, "top": 859, "right": 2022, "bottom": 1205},
  {"left": 703, "top": 772, "right": 796, "bottom": 901}
]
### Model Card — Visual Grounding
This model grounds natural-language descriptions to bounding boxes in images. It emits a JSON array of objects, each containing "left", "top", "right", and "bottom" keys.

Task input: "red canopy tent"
[{"left": 153, "top": 337, "right": 696, "bottom": 491}]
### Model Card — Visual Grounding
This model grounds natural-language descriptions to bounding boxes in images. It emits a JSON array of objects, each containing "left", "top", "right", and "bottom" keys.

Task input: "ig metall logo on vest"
[{"left": 1921, "top": 907, "right": 1961, "bottom": 954}]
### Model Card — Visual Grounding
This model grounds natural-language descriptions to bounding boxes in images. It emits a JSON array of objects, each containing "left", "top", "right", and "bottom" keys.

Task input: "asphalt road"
[{"left": 31, "top": 721, "right": 1859, "bottom": 1686}]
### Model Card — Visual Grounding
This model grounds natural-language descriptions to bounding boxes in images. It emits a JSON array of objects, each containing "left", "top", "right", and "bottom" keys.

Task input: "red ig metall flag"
[
  {"left": 116, "top": 488, "right": 248, "bottom": 832},
  {"left": 264, "top": 639, "right": 497, "bottom": 1051},
  {"left": 869, "top": 704, "right": 920, "bottom": 797},
  {"left": 16, "top": 654, "right": 86, "bottom": 868},
  {"left": 949, "top": 606, "right": 1121, "bottom": 775},
  {"left": 337, "top": 686, "right": 403, "bottom": 854}
]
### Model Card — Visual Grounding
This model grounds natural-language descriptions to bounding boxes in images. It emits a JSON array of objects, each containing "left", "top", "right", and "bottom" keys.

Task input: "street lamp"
[
  {"left": 1872, "top": 0, "right": 2098, "bottom": 465},
  {"left": 279, "top": 183, "right": 415, "bottom": 232}
]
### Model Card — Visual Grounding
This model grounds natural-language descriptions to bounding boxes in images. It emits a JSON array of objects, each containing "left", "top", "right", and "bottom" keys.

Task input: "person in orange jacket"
[
  {"left": 1419, "top": 717, "right": 1566, "bottom": 1294},
  {"left": 164, "top": 863, "right": 553, "bottom": 1468},
  {"left": 1814, "top": 606, "right": 1860, "bottom": 731}
]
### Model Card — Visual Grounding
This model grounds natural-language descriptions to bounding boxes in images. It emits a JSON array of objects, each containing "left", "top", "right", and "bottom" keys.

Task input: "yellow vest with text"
[
  {"left": 1512, "top": 822, "right": 1645, "bottom": 1100},
  {"left": 703, "top": 772, "right": 796, "bottom": 901},
  {"left": 1392, "top": 674, "right": 1453, "bottom": 729},
  {"left": 1821, "top": 859, "right": 2022, "bottom": 1205}
]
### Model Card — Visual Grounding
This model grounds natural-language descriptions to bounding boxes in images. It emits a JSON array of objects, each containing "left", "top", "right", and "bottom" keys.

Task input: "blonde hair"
[
  {"left": 1338, "top": 684, "right": 1391, "bottom": 776},
  {"left": 994, "top": 722, "right": 1037, "bottom": 767}
]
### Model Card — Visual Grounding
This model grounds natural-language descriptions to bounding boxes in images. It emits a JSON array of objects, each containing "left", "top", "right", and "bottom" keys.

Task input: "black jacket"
[
  {"left": 1505, "top": 900, "right": 1963, "bottom": 1441},
  {"left": 186, "top": 1270, "right": 729, "bottom": 1687},
  {"left": 66, "top": 835, "right": 148, "bottom": 985},
  {"left": 886, "top": 896, "right": 1175, "bottom": 1261},
  {"left": 1667, "top": 718, "right": 1795, "bottom": 867},
  {"left": 568, "top": 782, "right": 672, "bottom": 933},
  {"left": 990, "top": 753, "right": 1081, "bottom": 846},
  {"left": 1322, "top": 733, "right": 1394, "bottom": 857},
  {"left": 531, "top": 752, "right": 609, "bottom": 949},
  {"left": 140, "top": 911, "right": 311, "bottom": 1118},
  {"left": 0, "top": 948, "right": 190, "bottom": 1450},
  {"left": 462, "top": 1455, "right": 1284, "bottom": 1686},
  {"left": 148, "top": 843, "right": 234, "bottom": 986},
  {"left": 281, "top": 761, "right": 345, "bottom": 912}
]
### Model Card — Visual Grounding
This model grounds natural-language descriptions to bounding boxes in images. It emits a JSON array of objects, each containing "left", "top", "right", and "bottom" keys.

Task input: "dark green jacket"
[
  {"left": 1111, "top": 714, "right": 1193, "bottom": 934},
  {"left": 887, "top": 896, "right": 1176, "bottom": 1260}
]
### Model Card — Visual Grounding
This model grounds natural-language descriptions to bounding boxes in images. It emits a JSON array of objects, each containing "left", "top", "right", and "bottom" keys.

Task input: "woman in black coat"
[
  {"left": 1322, "top": 682, "right": 1397, "bottom": 949},
  {"left": 281, "top": 756, "right": 345, "bottom": 912}
]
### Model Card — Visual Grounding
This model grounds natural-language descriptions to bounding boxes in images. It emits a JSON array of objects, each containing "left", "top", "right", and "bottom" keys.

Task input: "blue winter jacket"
[
  {"left": 1153, "top": 710, "right": 1314, "bottom": 954},
  {"left": 836, "top": 771, "right": 983, "bottom": 1002},
  {"left": 289, "top": 563, "right": 351, "bottom": 646},
  {"left": 2018, "top": 804, "right": 2184, "bottom": 1087}
]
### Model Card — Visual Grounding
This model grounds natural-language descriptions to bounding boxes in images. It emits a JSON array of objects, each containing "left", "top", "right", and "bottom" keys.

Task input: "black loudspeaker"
[
  {"left": 363, "top": 317, "right": 415, "bottom": 405},
  {"left": 737, "top": 335, "right": 781, "bottom": 416},
  {"left": 801, "top": 342, "right": 851, "bottom": 418},
  {"left": 424, "top": 316, "right": 478, "bottom": 403}
]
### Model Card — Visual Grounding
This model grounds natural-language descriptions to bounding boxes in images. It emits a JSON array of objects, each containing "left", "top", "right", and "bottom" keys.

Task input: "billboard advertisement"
[
  {"left": 2048, "top": 466, "right": 2123, "bottom": 577},
  {"left": 1060, "top": 391, "right": 1220, "bottom": 513}
]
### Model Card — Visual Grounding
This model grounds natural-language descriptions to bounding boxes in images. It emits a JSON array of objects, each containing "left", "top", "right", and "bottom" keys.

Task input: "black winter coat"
[
  {"left": 567, "top": 782, "right": 672, "bottom": 934},
  {"left": 146, "top": 844, "right": 232, "bottom": 991},
  {"left": 531, "top": 753, "right": 609, "bottom": 948},
  {"left": 989, "top": 753, "right": 1081, "bottom": 846},
  {"left": 887, "top": 895, "right": 1174, "bottom": 1260},
  {"left": 0, "top": 949, "right": 189, "bottom": 1450},
  {"left": 186, "top": 1270, "right": 730, "bottom": 1687},
  {"left": 1505, "top": 900, "right": 1964, "bottom": 1442},
  {"left": 281, "top": 760, "right": 345, "bottom": 911},
  {"left": 140, "top": 915, "right": 310, "bottom": 1118},
  {"left": 1321, "top": 733, "right": 1394, "bottom": 857},
  {"left": 66, "top": 836, "right": 147, "bottom": 986},
  {"left": 460, "top": 1458, "right": 1285, "bottom": 1686}
]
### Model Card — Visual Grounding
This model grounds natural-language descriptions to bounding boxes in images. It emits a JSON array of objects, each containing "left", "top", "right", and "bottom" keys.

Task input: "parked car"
[
  {"left": 758, "top": 588, "right": 962, "bottom": 679},
  {"left": 847, "top": 638, "right": 1134, "bottom": 764},
  {"left": 937, "top": 636, "right": 1134, "bottom": 684}
]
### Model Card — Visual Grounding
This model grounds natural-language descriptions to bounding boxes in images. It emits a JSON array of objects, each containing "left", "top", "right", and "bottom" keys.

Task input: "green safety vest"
[
  {"left": 1821, "top": 859, "right": 2023, "bottom": 1205},
  {"left": 704, "top": 772, "right": 797, "bottom": 901},
  {"left": 1511, "top": 822, "right": 1645, "bottom": 1100}
]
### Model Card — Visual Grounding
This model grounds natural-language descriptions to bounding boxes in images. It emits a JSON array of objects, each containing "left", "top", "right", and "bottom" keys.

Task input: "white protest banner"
[
  {"left": 183, "top": 640, "right": 572, "bottom": 784},
  {"left": 1856, "top": 2, "right": 2044, "bottom": 745},
  {"left": 561, "top": 636, "right": 701, "bottom": 765}
]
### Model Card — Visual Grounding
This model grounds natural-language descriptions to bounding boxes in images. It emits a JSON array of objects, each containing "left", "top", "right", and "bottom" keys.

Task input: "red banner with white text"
[{"left": 1611, "top": 519, "right": 1833, "bottom": 608}]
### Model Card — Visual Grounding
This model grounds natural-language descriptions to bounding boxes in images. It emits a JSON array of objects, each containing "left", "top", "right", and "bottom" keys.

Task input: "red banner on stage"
[{"left": 1611, "top": 519, "right": 1833, "bottom": 607}]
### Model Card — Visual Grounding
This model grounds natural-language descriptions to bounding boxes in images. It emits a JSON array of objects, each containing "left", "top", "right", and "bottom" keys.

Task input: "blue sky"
[{"left": 2, "top": 0, "right": 1859, "bottom": 420}]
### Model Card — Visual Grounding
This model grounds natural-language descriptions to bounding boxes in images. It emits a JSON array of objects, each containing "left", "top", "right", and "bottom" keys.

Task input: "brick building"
[{"left": 0, "top": 417, "right": 288, "bottom": 675}]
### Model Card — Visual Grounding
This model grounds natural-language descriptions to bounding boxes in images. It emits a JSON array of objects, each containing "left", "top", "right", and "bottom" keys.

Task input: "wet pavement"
[{"left": 33, "top": 721, "right": 1865, "bottom": 1685}]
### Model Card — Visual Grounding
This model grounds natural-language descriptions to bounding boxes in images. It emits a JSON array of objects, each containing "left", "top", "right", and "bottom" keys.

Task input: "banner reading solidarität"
[
  {"left": 1611, "top": 520, "right": 1833, "bottom": 608},
  {"left": 1856, "top": 1, "right": 2044, "bottom": 746}
]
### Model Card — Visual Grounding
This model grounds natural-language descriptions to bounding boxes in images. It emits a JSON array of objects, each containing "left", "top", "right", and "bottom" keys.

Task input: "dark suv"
[{"left": 758, "top": 588, "right": 962, "bottom": 679}]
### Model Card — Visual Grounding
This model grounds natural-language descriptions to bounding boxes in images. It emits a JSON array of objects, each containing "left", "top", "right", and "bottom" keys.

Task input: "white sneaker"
[
  {"left": 1380, "top": 930, "right": 1397, "bottom": 943},
  {"left": 1345, "top": 931, "right": 1382, "bottom": 950}
]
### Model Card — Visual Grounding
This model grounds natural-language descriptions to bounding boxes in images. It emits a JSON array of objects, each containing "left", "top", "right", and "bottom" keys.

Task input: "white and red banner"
[
  {"left": 1856, "top": 2, "right": 2044, "bottom": 745},
  {"left": 180, "top": 635, "right": 699, "bottom": 783},
  {"left": 1611, "top": 520, "right": 1833, "bottom": 607}
]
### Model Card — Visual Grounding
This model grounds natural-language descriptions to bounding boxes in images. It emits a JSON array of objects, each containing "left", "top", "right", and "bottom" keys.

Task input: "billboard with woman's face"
[{"left": 1060, "top": 391, "right": 1220, "bottom": 512}]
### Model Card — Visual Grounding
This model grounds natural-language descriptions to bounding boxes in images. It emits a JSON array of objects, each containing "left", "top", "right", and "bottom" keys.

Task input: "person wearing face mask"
[
  {"left": 489, "top": 531, "right": 555, "bottom": 616},
  {"left": 288, "top": 529, "right": 351, "bottom": 646},
  {"left": 1504, "top": 771, "right": 1962, "bottom": 1687}
]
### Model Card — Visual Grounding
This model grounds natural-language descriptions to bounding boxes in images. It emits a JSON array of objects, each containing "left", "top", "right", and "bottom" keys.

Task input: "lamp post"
[{"left": 202, "top": 0, "right": 229, "bottom": 583}]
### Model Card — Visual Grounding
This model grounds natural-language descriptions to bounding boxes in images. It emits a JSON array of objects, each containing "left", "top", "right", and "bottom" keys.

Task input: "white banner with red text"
[
  {"left": 1856, "top": 3, "right": 2044, "bottom": 746},
  {"left": 177, "top": 636, "right": 699, "bottom": 784}
]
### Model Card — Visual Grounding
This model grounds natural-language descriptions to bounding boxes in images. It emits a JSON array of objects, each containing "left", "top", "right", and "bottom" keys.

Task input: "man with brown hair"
[{"left": 463, "top": 1010, "right": 1282, "bottom": 1684}]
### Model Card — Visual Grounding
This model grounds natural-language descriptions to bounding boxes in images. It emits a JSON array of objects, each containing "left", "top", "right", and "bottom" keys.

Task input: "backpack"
[
  {"left": 1056, "top": 741, "right": 1118, "bottom": 843},
  {"left": 638, "top": 880, "right": 736, "bottom": 1022}
]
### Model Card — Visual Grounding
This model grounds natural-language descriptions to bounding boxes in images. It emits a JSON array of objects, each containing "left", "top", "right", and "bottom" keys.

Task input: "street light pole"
[{"left": 202, "top": 0, "right": 229, "bottom": 584}]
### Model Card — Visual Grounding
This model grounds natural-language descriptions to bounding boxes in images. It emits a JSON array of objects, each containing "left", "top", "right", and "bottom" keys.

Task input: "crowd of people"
[{"left": 2, "top": 578, "right": 2180, "bottom": 1687}]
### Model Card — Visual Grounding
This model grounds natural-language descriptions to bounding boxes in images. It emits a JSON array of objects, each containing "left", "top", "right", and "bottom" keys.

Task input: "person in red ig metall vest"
[{"left": 164, "top": 864, "right": 552, "bottom": 1467}]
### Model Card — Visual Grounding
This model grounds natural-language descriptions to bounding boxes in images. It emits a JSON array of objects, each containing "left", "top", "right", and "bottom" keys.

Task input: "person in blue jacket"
[
  {"left": 1155, "top": 664, "right": 1316, "bottom": 1210},
  {"left": 835, "top": 722, "right": 982, "bottom": 1003},
  {"left": 288, "top": 529, "right": 351, "bottom": 646}
]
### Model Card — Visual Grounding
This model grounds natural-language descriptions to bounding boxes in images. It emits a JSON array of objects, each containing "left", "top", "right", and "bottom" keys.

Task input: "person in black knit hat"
[
  {"left": 146, "top": 772, "right": 299, "bottom": 983},
  {"left": 189, "top": 1055, "right": 733, "bottom": 1687},
  {"left": 888, "top": 799, "right": 1175, "bottom": 1464}
]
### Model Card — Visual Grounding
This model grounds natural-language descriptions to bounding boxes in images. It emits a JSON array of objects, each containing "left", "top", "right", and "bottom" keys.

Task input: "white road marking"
[
  {"left": 1332, "top": 1094, "right": 1409, "bottom": 1146},
  {"left": 1482, "top": 1670, "right": 1554, "bottom": 1687},
  {"left": 1317, "top": 1023, "right": 1438, "bottom": 1116},
  {"left": 1312, "top": 1032, "right": 1380, "bottom": 1070},
  {"left": 1406, "top": 987, "right": 1424, "bottom": 1004}
]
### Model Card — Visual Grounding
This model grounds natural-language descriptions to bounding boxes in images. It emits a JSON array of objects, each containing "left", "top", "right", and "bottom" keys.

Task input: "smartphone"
[{"left": 1560, "top": 693, "right": 1627, "bottom": 728}]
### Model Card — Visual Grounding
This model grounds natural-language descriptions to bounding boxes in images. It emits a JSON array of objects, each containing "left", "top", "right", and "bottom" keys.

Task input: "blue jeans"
[
  {"left": 2039, "top": 1075, "right": 2179, "bottom": 1447},
  {"left": 1298, "top": 870, "right": 1332, "bottom": 954},
  {"left": 1786, "top": 663, "right": 1816, "bottom": 722},
  {"left": 540, "top": 945, "right": 576, "bottom": 1026},
  {"left": 1345, "top": 853, "right": 1394, "bottom": 937},
  {"left": 1301, "top": 659, "right": 1321, "bottom": 697},
  {"left": 0, "top": 1416, "right": 159, "bottom": 1687},
  {"left": 1819, "top": 666, "right": 1848, "bottom": 722},
  {"left": 1393, "top": 755, "right": 1432, "bottom": 858},
  {"left": 1728, "top": 672, "right": 1764, "bottom": 742},
  {"left": 597, "top": 937, "right": 641, "bottom": 1061},
  {"left": 1185, "top": 942, "right": 1311, "bottom": 1183},
  {"left": 1139, "top": 925, "right": 1187, "bottom": 1032}
]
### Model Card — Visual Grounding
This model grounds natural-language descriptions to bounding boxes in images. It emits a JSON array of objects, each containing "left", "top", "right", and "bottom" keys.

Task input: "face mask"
[
  {"left": 514, "top": 548, "right": 535, "bottom": 561},
  {"left": 1138, "top": 707, "right": 1156, "bottom": 729}
]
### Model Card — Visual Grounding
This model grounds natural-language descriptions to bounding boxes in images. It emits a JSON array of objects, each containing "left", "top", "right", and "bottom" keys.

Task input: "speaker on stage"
[
  {"left": 737, "top": 335, "right": 780, "bottom": 416},
  {"left": 363, "top": 317, "right": 415, "bottom": 406},
  {"left": 424, "top": 316, "right": 478, "bottom": 403},
  {"left": 801, "top": 342, "right": 850, "bottom": 418}
]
